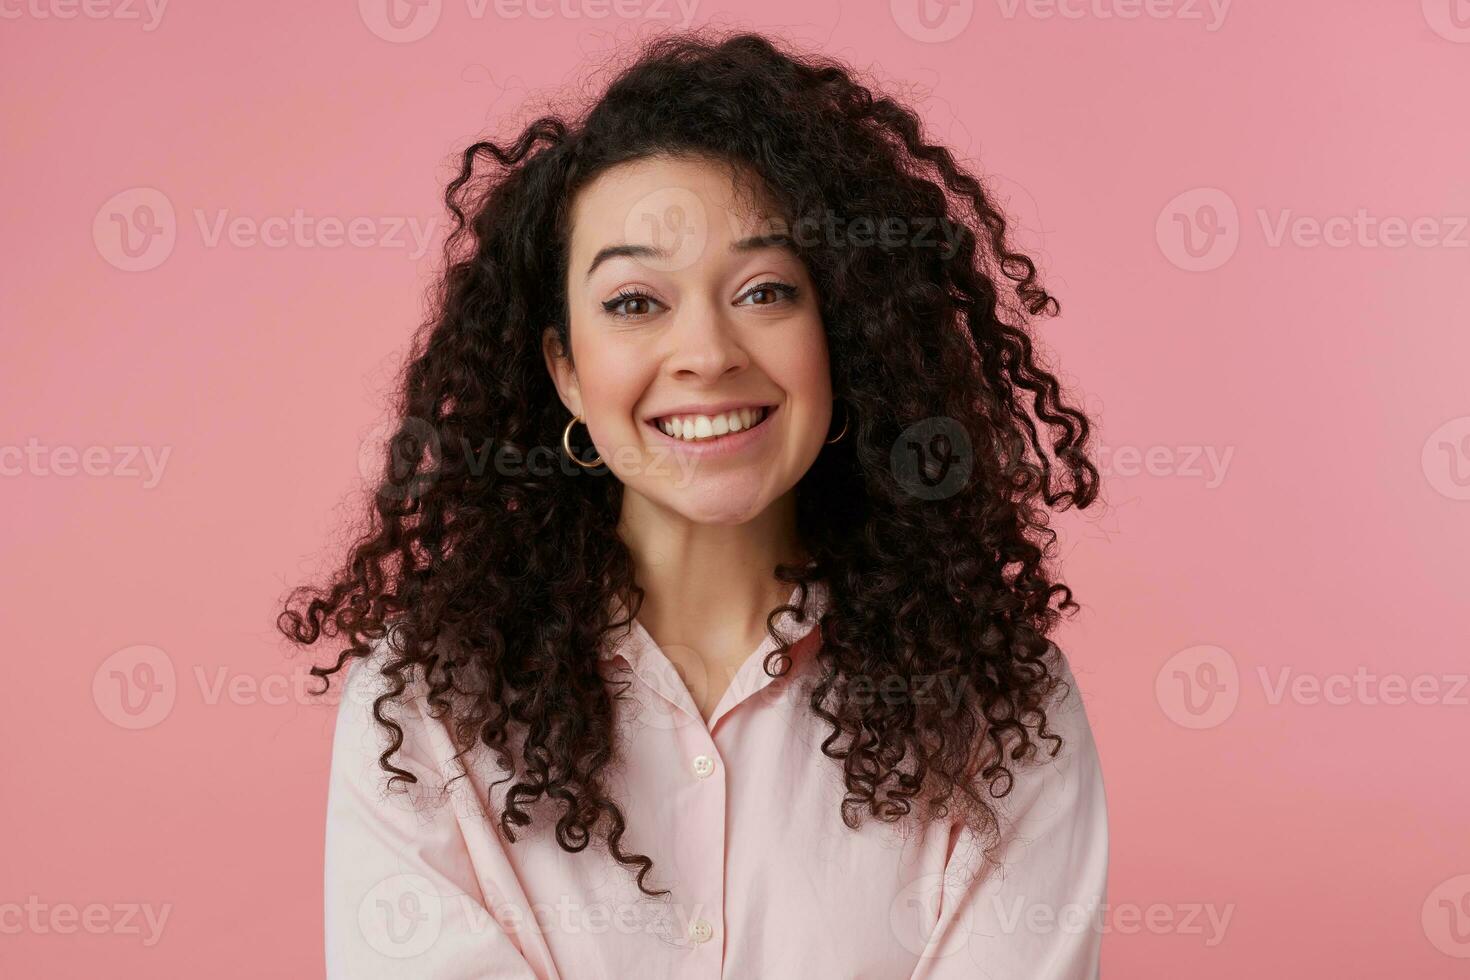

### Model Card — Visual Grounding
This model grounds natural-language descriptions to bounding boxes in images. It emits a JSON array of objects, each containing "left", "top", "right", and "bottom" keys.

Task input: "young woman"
[{"left": 281, "top": 29, "right": 1108, "bottom": 980}]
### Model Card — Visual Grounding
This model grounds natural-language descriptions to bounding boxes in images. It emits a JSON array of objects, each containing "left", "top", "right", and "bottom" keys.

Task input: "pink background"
[{"left": 4, "top": 1, "right": 1468, "bottom": 976}]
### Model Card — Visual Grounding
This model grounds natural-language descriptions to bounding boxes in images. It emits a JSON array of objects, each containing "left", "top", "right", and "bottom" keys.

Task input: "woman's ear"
[{"left": 542, "top": 326, "right": 582, "bottom": 416}]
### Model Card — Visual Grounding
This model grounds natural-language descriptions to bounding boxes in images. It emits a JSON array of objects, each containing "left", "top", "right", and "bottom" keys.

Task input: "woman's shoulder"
[
  {"left": 331, "top": 633, "right": 432, "bottom": 760},
  {"left": 336, "top": 626, "right": 481, "bottom": 718},
  {"left": 992, "top": 639, "right": 1107, "bottom": 826},
  {"left": 1036, "top": 640, "right": 1099, "bottom": 743},
  {"left": 328, "top": 632, "right": 503, "bottom": 822}
]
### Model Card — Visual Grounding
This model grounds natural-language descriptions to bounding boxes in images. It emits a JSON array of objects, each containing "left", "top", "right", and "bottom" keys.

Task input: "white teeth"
[{"left": 656, "top": 407, "right": 769, "bottom": 442}]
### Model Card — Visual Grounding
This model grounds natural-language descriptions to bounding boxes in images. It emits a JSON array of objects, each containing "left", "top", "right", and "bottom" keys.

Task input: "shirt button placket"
[{"left": 680, "top": 735, "right": 724, "bottom": 974}]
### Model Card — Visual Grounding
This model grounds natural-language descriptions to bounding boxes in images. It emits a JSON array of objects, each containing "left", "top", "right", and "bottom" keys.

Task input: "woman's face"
[{"left": 545, "top": 154, "right": 832, "bottom": 526}]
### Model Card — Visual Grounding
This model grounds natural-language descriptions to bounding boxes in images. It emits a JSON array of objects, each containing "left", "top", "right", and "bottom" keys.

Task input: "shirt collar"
[{"left": 597, "top": 578, "right": 829, "bottom": 666}]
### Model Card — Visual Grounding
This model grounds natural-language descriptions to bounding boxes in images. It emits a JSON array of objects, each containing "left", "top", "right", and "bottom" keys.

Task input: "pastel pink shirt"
[{"left": 325, "top": 580, "right": 1109, "bottom": 978}]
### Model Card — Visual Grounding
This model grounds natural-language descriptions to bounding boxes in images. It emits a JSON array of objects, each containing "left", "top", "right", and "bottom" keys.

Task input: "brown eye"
[
  {"left": 737, "top": 282, "right": 799, "bottom": 307},
  {"left": 602, "top": 289, "right": 664, "bottom": 320}
]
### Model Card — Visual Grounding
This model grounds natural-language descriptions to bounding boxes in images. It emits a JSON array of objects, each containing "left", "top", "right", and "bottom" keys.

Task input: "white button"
[
  {"left": 688, "top": 918, "right": 713, "bottom": 944},
  {"left": 691, "top": 754, "right": 715, "bottom": 778}
]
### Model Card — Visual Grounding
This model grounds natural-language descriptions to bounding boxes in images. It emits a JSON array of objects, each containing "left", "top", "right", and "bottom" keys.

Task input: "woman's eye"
[
  {"left": 602, "top": 290, "right": 663, "bottom": 319},
  {"left": 601, "top": 282, "right": 797, "bottom": 319},
  {"left": 737, "top": 282, "right": 799, "bottom": 306}
]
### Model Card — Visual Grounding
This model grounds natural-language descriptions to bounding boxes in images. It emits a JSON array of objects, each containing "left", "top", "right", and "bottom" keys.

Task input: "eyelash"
[{"left": 601, "top": 281, "right": 800, "bottom": 320}]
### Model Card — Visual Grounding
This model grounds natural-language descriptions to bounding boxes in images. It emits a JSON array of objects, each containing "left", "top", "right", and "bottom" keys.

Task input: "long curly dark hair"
[{"left": 280, "top": 27, "right": 1099, "bottom": 899}]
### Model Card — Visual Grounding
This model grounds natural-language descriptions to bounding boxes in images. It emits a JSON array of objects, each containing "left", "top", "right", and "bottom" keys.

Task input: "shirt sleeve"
[
  {"left": 324, "top": 645, "right": 545, "bottom": 980},
  {"left": 908, "top": 645, "right": 1110, "bottom": 980}
]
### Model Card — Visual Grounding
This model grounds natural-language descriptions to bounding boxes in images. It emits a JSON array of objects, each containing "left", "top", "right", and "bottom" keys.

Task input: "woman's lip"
[{"left": 644, "top": 404, "right": 779, "bottom": 457}]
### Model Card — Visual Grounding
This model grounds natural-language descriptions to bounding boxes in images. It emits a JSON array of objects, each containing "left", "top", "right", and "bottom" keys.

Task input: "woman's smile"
[{"left": 644, "top": 402, "right": 781, "bottom": 458}]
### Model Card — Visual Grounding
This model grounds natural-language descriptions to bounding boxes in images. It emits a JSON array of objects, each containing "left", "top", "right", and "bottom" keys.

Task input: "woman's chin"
[{"left": 659, "top": 486, "right": 772, "bottom": 526}]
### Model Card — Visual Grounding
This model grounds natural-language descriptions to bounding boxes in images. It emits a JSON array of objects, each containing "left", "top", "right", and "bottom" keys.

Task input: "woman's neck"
[{"left": 615, "top": 488, "right": 809, "bottom": 655}]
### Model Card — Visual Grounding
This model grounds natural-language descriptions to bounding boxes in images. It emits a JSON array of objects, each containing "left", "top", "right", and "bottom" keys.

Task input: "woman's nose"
[{"left": 662, "top": 302, "right": 750, "bottom": 380}]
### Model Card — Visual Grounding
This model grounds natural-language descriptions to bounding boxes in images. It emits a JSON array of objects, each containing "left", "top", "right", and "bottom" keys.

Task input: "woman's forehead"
[{"left": 568, "top": 155, "right": 781, "bottom": 256}]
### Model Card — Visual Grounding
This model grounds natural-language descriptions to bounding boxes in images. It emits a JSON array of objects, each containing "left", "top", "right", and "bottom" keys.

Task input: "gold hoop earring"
[
  {"left": 825, "top": 400, "right": 850, "bottom": 444},
  {"left": 562, "top": 414, "right": 604, "bottom": 468}
]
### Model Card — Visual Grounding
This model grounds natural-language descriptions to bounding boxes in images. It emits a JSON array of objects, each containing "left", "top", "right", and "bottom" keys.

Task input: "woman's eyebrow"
[
  {"left": 730, "top": 232, "right": 796, "bottom": 255},
  {"left": 585, "top": 243, "right": 665, "bottom": 281},
  {"left": 584, "top": 233, "right": 796, "bottom": 281}
]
